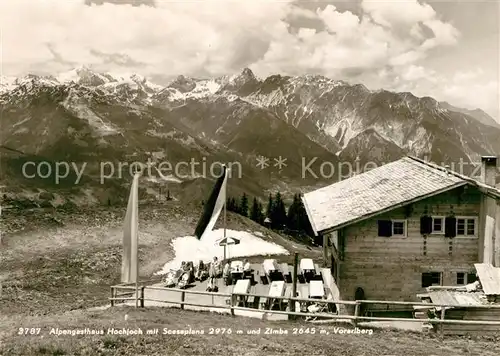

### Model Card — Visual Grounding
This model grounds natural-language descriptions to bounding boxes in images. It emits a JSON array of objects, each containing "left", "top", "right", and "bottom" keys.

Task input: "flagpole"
[
  {"left": 135, "top": 171, "right": 140, "bottom": 308},
  {"left": 223, "top": 167, "right": 227, "bottom": 261}
]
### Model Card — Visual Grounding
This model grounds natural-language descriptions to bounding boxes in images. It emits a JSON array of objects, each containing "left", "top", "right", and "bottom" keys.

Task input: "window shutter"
[
  {"left": 444, "top": 217, "right": 457, "bottom": 238},
  {"left": 378, "top": 220, "right": 392, "bottom": 237},
  {"left": 420, "top": 216, "right": 432, "bottom": 235}
]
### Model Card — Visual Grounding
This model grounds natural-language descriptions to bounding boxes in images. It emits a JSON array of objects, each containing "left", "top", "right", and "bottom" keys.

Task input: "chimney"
[{"left": 481, "top": 156, "right": 497, "bottom": 186}]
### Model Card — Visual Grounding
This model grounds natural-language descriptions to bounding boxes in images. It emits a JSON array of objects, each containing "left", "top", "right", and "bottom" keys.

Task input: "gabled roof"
[
  {"left": 475, "top": 263, "right": 500, "bottom": 295},
  {"left": 302, "top": 156, "right": 500, "bottom": 235}
]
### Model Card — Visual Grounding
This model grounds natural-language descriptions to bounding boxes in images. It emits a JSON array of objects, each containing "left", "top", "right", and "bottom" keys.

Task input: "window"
[
  {"left": 422, "top": 272, "right": 442, "bottom": 288},
  {"left": 457, "top": 272, "right": 478, "bottom": 285},
  {"left": 456, "top": 217, "right": 477, "bottom": 237},
  {"left": 378, "top": 220, "right": 407, "bottom": 237},
  {"left": 392, "top": 220, "right": 407, "bottom": 237},
  {"left": 467, "top": 273, "right": 477, "bottom": 284},
  {"left": 431, "top": 216, "right": 444, "bottom": 234}
]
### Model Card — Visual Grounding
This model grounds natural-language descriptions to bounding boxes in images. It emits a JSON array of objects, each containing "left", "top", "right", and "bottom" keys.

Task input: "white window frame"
[
  {"left": 430, "top": 216, "right": 445, "bottom": 235},
  {"left": 391, "top": 219, "right": 407, "bottom": 237},
  {"left": 456, "top": 272, "right": 466, "bottom": 285},
  {"left": 455, "top": 216, "right": 478, "bottom": 238},
  {"left": 456, "top": 271, "right": 477, "bottom": 285}
]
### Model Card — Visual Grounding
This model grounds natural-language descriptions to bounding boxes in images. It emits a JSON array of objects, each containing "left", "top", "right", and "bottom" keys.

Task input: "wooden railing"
[{"left": 109, "top": 284, "right": 500, "bottom": 333}]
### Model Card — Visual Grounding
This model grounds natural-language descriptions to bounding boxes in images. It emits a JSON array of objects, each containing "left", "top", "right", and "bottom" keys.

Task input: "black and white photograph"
[{"left": 1, "top": 0, "right": 500, "bottom": 355}]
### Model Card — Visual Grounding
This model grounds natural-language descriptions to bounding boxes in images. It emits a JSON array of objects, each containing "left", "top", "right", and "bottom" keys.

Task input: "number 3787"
[{"left": 18, "top": 328, "right": 41, "bottom": 335}]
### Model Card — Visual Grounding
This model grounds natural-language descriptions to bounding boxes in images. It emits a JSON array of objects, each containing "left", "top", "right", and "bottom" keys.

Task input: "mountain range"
[{"left": 1, "top": 66, "right": 499, "bottom": 208}]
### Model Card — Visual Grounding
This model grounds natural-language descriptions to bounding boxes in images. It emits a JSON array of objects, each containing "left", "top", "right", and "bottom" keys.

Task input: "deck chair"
[
  {"left": 296, "top": 268, "right": 306, "bottom": 284},
  {"left": 233, "top": 279, "right": 251, "bottom": 307},
  {"left": 306, "top": 280, "right": 328, "bottom": 321},
  {"left": 312, "top": 263, "right": 323, "bottom": 281},
  {"left": 263, "top": 259, "right": 284, "bottom": 282},
  {"left": 280, "top": 263, "right": 292, "bottom": 283},
  {"left": 267, "top": 280, "right": 286, "bottom": 310},
  {"left": 282, "top": 286, "right": 292, "bottom": 311},
  {"left": 246, "top": 285, "right": 260, "bottom": 309},
  {"left": 300, "top": 259, "right": 315, "bottom": 283},
  {"left": 257, "top": 281, "right": 269, "bottom": 310},
  {"left": 295, "top": 285, "right": 309, "bottom": 315},
  {"left": 257, "top": 265, "right": 269, "bottom": 285}
]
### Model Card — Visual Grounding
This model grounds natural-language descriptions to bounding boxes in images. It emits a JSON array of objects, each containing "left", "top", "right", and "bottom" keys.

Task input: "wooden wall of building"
[
  {"left": 337, "top": 185, "right": 482, "bottom": 310},
  {"left": 441, "top": 308, "right": 500, "bottom": 335}
]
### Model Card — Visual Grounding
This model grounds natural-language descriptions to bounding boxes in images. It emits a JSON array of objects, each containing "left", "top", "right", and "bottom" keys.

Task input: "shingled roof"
[{"left": 302, "top": 156, "right": 500, "bottom": 235}]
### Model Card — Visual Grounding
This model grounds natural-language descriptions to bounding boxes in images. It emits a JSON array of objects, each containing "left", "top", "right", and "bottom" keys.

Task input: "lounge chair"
[
  {"left": 233, "top": 279, "right": 251, "bottom": 307},
  {"left": 164, "top": 269, "right": 182, "bottom": 288},
  {"left": 280, "top": 263, "right": 292, "bottom": 283},
  {"left": 177, "top": 270, "right": 192, "bottom": 289},
  {"left": 305, "top": 280, "right": 331, "bottom": 321},
  {"left": 257, "top": 266, "right": 269, "bottom": 284},
  {"left": 263, "top": 259, "right": 284, "bottom": 282},
  {"left": 300, "top": 259, "right": 315, "bottom": 283},
  {"left": 296, "top": 268, "right": 306, "bottom": 284},
  {"left": 312, "top": 263, "right": 323, "bottom": 281},
  {"left": 268, "top": 281, "right": 286, "bottom": 310}
]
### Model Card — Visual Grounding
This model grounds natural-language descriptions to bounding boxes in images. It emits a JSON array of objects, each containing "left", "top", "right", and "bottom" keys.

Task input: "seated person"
[
  {"left": 307, "top": 295, "right": 327, "bottom": 313},
  {"left": 195, "top": 260, "right": 205, "bottom": 280},
  {"left": 243, "top": 259, "right": 252, "bottom": 278}
]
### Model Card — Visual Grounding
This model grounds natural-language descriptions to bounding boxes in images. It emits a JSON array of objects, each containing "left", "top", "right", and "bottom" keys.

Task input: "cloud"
[
  {"left": 0, "top": 0, "right": 495, "bottom": 118},
  {"left": 369, "top": 66, "right": 498, "bottom": 119},
  {"left": 362, "top": 0, "right": 436, "bottom": 28}
]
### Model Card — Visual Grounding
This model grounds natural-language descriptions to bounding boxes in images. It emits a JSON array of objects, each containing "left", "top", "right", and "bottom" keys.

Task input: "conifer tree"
[
  {"left": 239, "top": 193, "right": 249, "bottom": 217},
  {"left": 286, "top": 193, "right": 301, "bottom": 231},
  {"left": 296, "top": 195, "right": 314, "bottom": 236},
  {"left": 226, "top": 197, "right": 238, "bottom": 212},
  {"left": 250, "top": 197, "right": 261, "bottom": 222},
  {"left": 271, "top": 192, "right": 287, "bottom": 229},
  {"left": 257, "top": 201, "right": 265, "bottom": 224},
  {"left": 265, "top": 193, "right": 274, "bottom": 219}
]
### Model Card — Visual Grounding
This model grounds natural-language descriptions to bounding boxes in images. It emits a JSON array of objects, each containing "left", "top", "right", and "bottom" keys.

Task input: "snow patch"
[
  {"left": 12, "top": 117, "right": 31, "bottom": 128},
  {"left": 156, "top": 229, "right": 289, "bottom": 275},
  {"left": 147, "top": 173, "right": 182, "bottom": 184},
  {"left": 61, "top": 89, "right": 119, "bottom": 136},
  {"left": 324, "top": 113, "right": 361, "bottom": 150}
]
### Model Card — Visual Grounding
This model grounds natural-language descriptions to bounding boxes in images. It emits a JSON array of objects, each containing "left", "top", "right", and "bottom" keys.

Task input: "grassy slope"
[
  {"left": 2, "top": 204, "right": 499, "bottom": 355},
  {"left": 0, "top": 203, "right": 320, "bottom": 319},
  {"left": 2, "top": 307, "right": 500, "bottom": 356}
]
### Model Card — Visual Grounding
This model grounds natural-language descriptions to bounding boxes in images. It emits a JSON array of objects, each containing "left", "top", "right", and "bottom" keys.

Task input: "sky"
[{"left": 0, "top": 0, "right": 498, "bottom": 120}]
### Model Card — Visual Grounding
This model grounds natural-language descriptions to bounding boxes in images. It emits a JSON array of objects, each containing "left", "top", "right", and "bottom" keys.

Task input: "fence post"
[
  {"left": 140, "top": 287, "right": 145, "bottom": 308},
  {"left": 291, "top": 252, "right": 299, "bottom": 320},
  {"left": 439, "top": 307, "right": 446, "bottom": 335},
  {"left": 230, "top": 293, "right": 236, "bottom": 316},
  {"left": 353, "top": 301, "right": 360, "bottom": 327},
  {"left": 110, "top": 287, "right": 114, "bottom": 307},
  {"left": 180, "top": 291, "right": 185, "bottom": 310}
]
